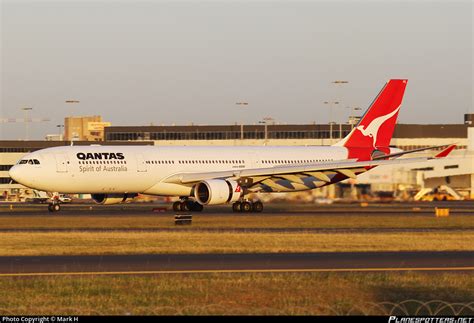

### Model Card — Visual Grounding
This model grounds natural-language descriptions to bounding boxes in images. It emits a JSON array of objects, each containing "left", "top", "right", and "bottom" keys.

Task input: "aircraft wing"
[
  {"left": 164, "top": 157, "right": 430, "bottom": 187},
  {"left": 372, "top": 144, "right": 457, "bottom": 160}
]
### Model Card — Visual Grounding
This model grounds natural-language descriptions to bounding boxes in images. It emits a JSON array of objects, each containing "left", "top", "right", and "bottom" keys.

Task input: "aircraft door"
[
  {"left": 248, "top": 151, "right": 259, "bottom": 169},
  {"left": 55, "top": 154, "right": 69, "bottom": 173},
  {"left": 136, "top": 154, "right": 147, "bottom": 172}
]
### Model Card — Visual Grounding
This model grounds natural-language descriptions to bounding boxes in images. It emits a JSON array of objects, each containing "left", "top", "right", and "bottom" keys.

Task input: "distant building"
[
  {"left": 64, "top": 116, "right": 111, "bottom": 141},
  {"left": 45, "top": 134, "right": 63, "bottom": 141},
  {"left": 104, "top": 118, "right": 470, "bottom": 152}
]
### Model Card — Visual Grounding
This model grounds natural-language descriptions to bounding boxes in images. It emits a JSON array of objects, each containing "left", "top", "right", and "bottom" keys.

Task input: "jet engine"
[
  {"left": 194, "top": 179, "right": 242, "bottom": 205},
  {"left": 91, "top": 193, "right": 135, "bottom": 205}
]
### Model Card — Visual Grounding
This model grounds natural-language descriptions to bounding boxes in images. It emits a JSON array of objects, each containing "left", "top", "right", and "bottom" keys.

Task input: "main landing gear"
[
  {"left": 172, "top": 199, "right": 204, "bottom": 212},
  {"left": 232, "top": 200, "right": 263, "bottom": 213}
]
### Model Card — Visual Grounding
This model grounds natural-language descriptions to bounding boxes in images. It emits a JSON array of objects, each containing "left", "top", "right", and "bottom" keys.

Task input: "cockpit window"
[{"left": 18, "top": 159, "right": 40, "bottom": 165}]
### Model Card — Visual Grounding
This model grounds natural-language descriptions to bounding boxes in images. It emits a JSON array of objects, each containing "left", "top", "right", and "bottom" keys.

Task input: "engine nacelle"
[
  {"left": 91, "top": 193, "right": 133, "bottom": 205},
  {"left": 194, "top": 179, "right": 242, "bottom": 205}
]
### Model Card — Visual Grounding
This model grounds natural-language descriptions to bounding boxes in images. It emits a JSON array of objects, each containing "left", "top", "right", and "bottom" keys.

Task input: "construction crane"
[{"left": 0, "top": 107, "right": 50, "bottom": 140}]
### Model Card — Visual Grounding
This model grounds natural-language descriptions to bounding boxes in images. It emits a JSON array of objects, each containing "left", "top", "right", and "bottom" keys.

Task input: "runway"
[
  {"left": 2, "top": 201, "right": 474, "bottom": 216},
  {"left": 0, "top": 227, "right": 468, "bottom": 233},
  {"left": 1, "top": 251, "right": 473, "bottom": 277}
]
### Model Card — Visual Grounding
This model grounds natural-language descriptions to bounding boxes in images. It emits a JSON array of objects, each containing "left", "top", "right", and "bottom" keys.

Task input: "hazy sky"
[{"left": 1, "top": 0, "right": 472, "bottom": 140}]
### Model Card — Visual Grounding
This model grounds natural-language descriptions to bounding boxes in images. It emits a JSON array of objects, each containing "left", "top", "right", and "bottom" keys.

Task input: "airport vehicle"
[
  {"left": 9, "top": 79, "right": 456, "bottom": 212},
  {"left": 416, "top": 185, "right": 462, "bottom": 201},
  {"left": 24, "top": 191, "right": 71, "bottom": 205},
  {"left": 58, "top": 194, "right": 72, "bottom": 203},
  {"left": 25, "top": 190, "right": 50, "bottom": 204}
]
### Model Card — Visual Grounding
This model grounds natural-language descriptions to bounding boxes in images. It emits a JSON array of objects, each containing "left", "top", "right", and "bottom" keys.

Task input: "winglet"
[{"left": 435, "top": 144, "right": 457, "bottom": 158}]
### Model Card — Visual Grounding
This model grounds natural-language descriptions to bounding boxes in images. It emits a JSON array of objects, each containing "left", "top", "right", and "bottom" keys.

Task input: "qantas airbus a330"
[{"left": 9, "top": 79, "right": 455, "bottom": 212}]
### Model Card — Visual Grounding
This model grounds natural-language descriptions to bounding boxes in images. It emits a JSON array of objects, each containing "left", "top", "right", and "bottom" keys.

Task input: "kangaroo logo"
[{"left": 356, "top": 106, "right": 401, "bottom": 148}]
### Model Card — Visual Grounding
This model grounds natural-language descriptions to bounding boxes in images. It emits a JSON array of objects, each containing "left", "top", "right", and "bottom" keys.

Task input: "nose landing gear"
[
  {"left": 48, "top": 203, "right": 61, "bottom": 212},
  {"left": 47, "top": 193, "right": 61, "bottom": 213}
]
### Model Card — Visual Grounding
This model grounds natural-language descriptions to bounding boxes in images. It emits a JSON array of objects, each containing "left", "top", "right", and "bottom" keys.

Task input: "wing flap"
[
  {"left": 302, "top": 171, "right": 331, "bottom": 182},
  {"left": 335, "top": 169, "right": 357, "bottom": 179}
]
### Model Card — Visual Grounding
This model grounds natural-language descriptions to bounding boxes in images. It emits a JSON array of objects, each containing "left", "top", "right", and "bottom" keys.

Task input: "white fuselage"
[{"left": 9, "top": 145, "right": 349, "bottom": 196}]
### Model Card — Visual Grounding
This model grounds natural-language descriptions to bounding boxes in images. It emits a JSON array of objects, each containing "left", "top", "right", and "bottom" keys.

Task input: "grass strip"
[
  {"left": 0, "top": 272, "right": 472, "bottom": 315},
  {"left": 0, "top": 231, "right": 472, "bottom": 256}
]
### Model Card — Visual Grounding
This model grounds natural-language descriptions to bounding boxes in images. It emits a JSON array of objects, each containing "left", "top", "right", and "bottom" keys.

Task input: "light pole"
[
  {"left": 331, "top": 80, "right": 349, "bottom": 139},
  {"left": 258, "top": 117, "right": 274, "bottom": 144},
  {"left": 235, "top": 102, "right": 249, "bottom": 140},
  {"left": 323, "top": 101, "right": 339, "bottom": 140},
  {"left": 21, "top": 107, "right": 33, "bottom": 140},
  {"left": 345, "top": 106, "right": 362, "bottom": 130},
  {"left": 65, "top": 100, "right": 80, "bottom": 141},
  {"left": 56, "top": 124, "right": 64, "bottom": 140}
]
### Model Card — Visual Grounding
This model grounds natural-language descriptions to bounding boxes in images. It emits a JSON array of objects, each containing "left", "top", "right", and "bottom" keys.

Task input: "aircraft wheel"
[
  {"left": 179, "top": 201, "right": 188, "bottom": 211},
  {"left": 172, "top": 201, "right": 181, "bottom": 212},
  {"left": 232, "top": 202, "right": 241, "bottom": 212},
  {"left": 184, "top": 200, "right": 195, "bottom": 211},
  {"left": 240, "top": 201, "right": 252, "bottom": 213},
  {"left": 192, "top": 201, "right": 204, "bottom": 212},
  {"left": 48, "top": 204, "right": 61, "bottom": 212},
  {"left": 252, "top": 201, "right": 263, "bottom": 213}
]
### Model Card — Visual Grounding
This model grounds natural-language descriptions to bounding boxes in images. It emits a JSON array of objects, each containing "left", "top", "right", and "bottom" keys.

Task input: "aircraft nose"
[{"left": 8, "top": 165, "right": 23, "bottom": 184}]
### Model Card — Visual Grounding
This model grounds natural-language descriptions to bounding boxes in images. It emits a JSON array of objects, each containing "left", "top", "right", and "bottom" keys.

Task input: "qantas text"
[{"left": 76, "top": 153, "right": 125, "bottom": 160}]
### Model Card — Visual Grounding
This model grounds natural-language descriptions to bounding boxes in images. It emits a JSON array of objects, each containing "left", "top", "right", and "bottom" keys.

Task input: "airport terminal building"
[
  {"left": 104, "top": 123, "right": 469, "bottom": 152},
  {"left": 1, "top": 114, "right": 473, "bottom": 200}
]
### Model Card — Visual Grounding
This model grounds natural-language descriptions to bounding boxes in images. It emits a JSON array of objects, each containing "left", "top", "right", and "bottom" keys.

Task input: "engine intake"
[
  {"left": 194, "top": 179, "right": 242, "bottom": 205},
  {"left": 91, "top": 193, "right": 135, "bottom": 205}
]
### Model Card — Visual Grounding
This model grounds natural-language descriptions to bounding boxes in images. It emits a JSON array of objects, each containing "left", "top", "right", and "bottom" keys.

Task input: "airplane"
[{"left": 9, "top": 79, "right": 456, "bottom": 212}]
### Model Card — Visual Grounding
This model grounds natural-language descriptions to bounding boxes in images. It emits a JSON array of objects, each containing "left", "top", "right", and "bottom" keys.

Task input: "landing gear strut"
[
  {"left": 48, "top": 193, "right": 61, "bottom": 213},
  {"left": 172, "top": 198, "right": 204, "bottom": 212},
  {"left": 232, "top": 200, "right": 263, "bottom": 213}
]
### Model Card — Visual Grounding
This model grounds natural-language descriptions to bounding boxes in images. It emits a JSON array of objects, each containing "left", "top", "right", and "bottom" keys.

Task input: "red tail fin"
[{"left": 335, "top": 79, "right": 407, "bottom": 149}]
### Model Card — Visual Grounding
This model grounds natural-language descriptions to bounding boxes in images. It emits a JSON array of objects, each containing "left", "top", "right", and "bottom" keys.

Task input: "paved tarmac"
[
  {"left": 0, "top": 251, "right": 472, "bottom": 276},
  {"left": 0, "top": 227, "right": 468, "bottom": 233},
  {"left": 2, "top": 201, "right": 474, "bottom": 216}
]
